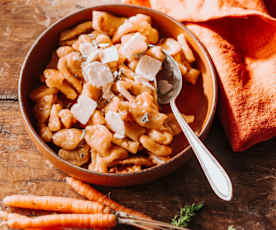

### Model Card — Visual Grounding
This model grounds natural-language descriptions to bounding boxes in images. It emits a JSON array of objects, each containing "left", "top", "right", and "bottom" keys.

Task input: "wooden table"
[{"left": 0, "top": 1, "right": 275, "bottom": 229}]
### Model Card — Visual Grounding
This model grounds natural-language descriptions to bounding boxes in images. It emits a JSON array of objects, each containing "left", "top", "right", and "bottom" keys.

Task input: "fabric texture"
[{"left": 123, "top": 0, "right": 276, "bottom": 151}]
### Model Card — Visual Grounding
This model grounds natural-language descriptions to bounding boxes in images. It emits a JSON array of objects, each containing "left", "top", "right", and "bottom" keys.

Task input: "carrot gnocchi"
[{"left": 30, "top": 11, "right": 199, "bottom": 173}]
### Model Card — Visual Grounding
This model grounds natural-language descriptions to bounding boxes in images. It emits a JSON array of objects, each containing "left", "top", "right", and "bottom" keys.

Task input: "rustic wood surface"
[{"left": 0, "top": 0, "right": 275, "bottom": 230}]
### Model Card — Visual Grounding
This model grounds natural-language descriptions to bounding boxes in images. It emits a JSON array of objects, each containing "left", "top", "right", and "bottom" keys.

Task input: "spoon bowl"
[
  {"left": 157, "top": 49, "right": 233, "bottom": 201},
  {"left": 156, "top": 50, "right": 183, "bottom": 105}
]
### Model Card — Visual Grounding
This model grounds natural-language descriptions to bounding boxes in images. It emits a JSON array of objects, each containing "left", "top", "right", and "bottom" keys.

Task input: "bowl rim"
[{"left": 18, "top": 3, "right": 217, "bottom": 179}]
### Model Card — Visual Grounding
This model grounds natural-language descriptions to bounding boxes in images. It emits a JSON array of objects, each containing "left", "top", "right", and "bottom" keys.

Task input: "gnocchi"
[{"left": 30, "top": 11, "right": 200, "bottom": 173}]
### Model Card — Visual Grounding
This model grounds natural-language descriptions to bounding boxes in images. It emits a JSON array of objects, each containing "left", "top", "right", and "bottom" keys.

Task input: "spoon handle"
[{"left": 170, "top": 100, "right": 233, "bottom": 201}]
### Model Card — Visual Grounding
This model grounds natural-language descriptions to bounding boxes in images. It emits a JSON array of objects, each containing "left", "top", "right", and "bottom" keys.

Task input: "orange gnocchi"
[{"left": 30, "top": 11, "right": 200, "bottom": 173}]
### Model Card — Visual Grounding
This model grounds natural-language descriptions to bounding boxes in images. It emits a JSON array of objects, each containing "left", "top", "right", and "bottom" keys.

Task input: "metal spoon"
[{"left": 156, "top": 49, "right": 233, "bottom": 201}]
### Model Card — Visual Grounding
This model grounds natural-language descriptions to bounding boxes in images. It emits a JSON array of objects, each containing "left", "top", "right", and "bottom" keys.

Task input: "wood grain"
[
  {"left": 0, "top": 1, "right": 276, "bottom": 230},
  {"left": 0, "top": 0, "right": 119, "bottom": 98},
  {"left": 0, "top": 101, "right": 275, "bottom": 230}
]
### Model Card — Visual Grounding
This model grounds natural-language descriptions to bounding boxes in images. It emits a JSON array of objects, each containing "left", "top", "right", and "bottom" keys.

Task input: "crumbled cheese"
[
  {"left": 82, "top": 61, "right": 113, "bottom": 87},
  {"left": 161, "top": 38, "right": 181, "bottom": 56},
  {"left": 116, "top": 81, "right": 133, "bottom": 101},
  {"left": 158, "top": 80, "right": 173, "bottom": 95},
  {"left": 102, "top": 83, "right": 114, "bottom": 100},
  {"left": 105, "top": 111, "right": 125, "bottom": 139},
  {"left": 79, "top": 42, "right": 97, "bottom": 58},
  {"left": 119, "top": 32, "right": 147, "bottom": 60},
  {"left": 79, "top": 42, "right": 100, "bottom": 63},
  {"left": 135, "top": 55, "right": 162, "bottom": 81},
  {"left": 98, "top": 43, "right": 110, "bottom": 48},
  {"left": 100, "top": 46, "right": 119, "bottom": 64},
  {"left": 70, "top": 94, "right": 97, "bottom": 125},
  {"left": 87, "top": 50, "right": 100, "bottom": 62}
]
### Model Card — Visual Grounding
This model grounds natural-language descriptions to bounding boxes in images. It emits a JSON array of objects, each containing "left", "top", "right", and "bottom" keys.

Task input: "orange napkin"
[{"left": 124, "top": 0, "right": 276, "bottom": 151}]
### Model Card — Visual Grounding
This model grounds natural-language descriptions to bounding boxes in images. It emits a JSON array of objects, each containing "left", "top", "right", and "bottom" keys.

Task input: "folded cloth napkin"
[{"left": 123, "top": 0, "right": 276, "bottom": 152}]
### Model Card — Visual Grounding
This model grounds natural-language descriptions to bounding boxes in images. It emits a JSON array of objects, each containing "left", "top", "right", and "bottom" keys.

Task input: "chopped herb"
[
  {"left": 171, "top": 203, "right": 204, "bottom": 227},
  {"left": 113, "top": 69, "right": 122, "bottom": 81},
  {"left": 228, "top": 225, "right": 236, "bottom": 230},
  {"left": 141, "top": 112, "right": 149, "bottom": 123}
]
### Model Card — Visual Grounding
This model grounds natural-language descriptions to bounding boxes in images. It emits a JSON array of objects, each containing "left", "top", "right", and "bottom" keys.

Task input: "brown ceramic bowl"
[{"left": 18, "top": 4, "right": 217, "bottom": 187}]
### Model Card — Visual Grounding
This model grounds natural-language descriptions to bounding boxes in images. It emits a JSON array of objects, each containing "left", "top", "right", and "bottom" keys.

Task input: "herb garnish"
[
  {"left": 141, "top": 112, "right": 149, "bottom": 123},
  {"left": 228, "top": 225, "right": 236, "bottom": 230},
  {"left": 171, "top": 203, "right": 204, "bottom": 227}
]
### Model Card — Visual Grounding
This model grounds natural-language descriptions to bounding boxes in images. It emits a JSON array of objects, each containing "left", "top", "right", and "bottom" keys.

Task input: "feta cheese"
[
  {"left": 116, "top": 81, "right": 133, "bottom": 101},
  {"left": 161, "top": 38, "right": 181, "bottom": 56},
  {"left": 105, "top": 111, "right": 125, "bottom": 139},
  {"left": 119, "top": 32, "right": 147, "bottom": 60},
  {"left": 100, "top": 46, "right": 119, "bottom": 64},
  {"left": 102, "top": 82, "right": 115, "bottom": 100},
  {"left": 79, "top": 42, "right": 100, "bottom": 63},
  {"left": 79, "top": 42, "right": 96, "bottom": 58},
  {"left": 87, "top": 50, "right": 100, "bottom": 63},
  {"left": 135, "top": 55, "right": 162, "bottom": 81},
  {"left": 82, "top": 61, "right": 113, "bottom": 87},
  {"left": 71, "top": 94, "right": 97, "bottom": 125}
]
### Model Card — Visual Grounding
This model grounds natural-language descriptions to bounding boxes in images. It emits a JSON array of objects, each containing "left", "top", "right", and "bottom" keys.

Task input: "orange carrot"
[
  {"left": 26, "top": 228, "right": 63, "bottom": 230},
  {"left": 3, "top": 195, "right": 110, "bottom": 214},
  {"left": 66, "top": 177, "right": 151, "bottom": 219},
  {"left": 4, "top": 213, "right": 116, "bottom": 229},
  {"left": 0, "top": 211, "right": 63, "bottom": 230},
  {"left": 0, "top": 211, "right": 27, "bottom": 220}
]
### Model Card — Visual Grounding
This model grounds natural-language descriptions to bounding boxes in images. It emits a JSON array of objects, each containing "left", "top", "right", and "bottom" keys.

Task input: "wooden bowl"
[{"left": 18, "top": 4, "right": 217, "bottom": 186}]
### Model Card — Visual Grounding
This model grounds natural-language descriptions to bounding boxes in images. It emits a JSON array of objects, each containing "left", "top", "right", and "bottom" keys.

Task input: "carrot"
[
  {"left": 0, "top": 211, "right": 27, "bottom": 220},
  {"left": 66, "top": 177, "right": 151, "bottom": 220},
  {"left": 4, "top": 213, "right": 116, "bottom": 229},
  {"left": 25, "top": 228, "right": 63, "bottom": 230},
  {"left": 0, "top": 211, "right": 63, "bottom": 230},
  {"left": 3, "top": 195, "right": 110, "bottom": 214}
]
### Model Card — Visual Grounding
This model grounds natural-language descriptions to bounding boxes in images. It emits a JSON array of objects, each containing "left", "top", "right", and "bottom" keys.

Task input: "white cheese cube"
[
  {"left": 116, "top": 81, "right": 133, "bottom": 101},
  {"left": 102, "top": 83, "right": 114, "bottom": 100},
  {"left": 135, "top": 55, "right": 162, "bottom": 81},
  {"left": 79, "top": 42, "right": 97, "bottom": 58},
  {"left": 161, "top": 38, "right": 181, "bottom": 56},
  {"left": 82, "top": 61, "right": 113, "bottom": 87},
  {"left": 105, "top": 111, "right": 125, "bottom": 139},
  {"left": 71, "top": 94, "right": 97, "bottom": 125},
  {"left": 119, "top": 32, "right": 147, "bottom": 60},
  {"left": 100, "top": 46, "right": 119, "bottom": 64}
]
